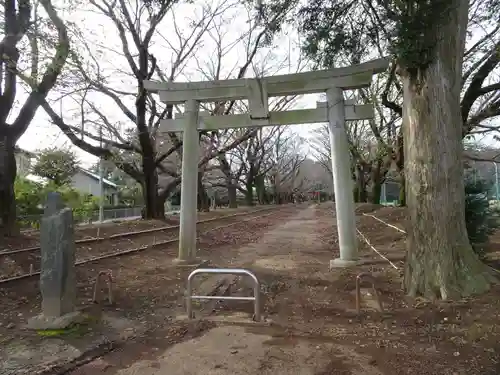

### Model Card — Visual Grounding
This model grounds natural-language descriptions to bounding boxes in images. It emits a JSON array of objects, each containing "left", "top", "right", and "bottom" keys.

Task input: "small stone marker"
[{"left": 27, "top": 192, "right": 81, "bottom": 330}]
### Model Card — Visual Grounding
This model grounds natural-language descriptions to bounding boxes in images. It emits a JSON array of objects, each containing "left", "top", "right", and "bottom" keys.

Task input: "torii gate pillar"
[
  {"left": 176, "top": 99, "right": 200, "bottom": 263},
  {"left": 327, "top": 88, "right": 358, "bottom": 267}
]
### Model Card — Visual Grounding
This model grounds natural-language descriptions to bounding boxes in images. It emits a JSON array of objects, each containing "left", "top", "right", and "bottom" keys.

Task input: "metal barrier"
[
  {"left": 92, "top": 270, "right": 113, "bottom": 304},
  {"left": 355, "top": 272, "right": 383, "bottom": 314},
  {"left": 186, "top": 268, "right": 261, "bottom": 321}
]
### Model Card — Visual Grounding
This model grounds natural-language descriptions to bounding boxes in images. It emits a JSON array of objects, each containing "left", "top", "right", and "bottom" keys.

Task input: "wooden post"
[
  {"left": 327, "top": 87, "right": 358, "bottom": 267},
  {"left": 177, "top": 99, "right": 200, "bottom": 262}
]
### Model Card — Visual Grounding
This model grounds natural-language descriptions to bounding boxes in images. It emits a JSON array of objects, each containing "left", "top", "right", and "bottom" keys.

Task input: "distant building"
[
  {"left": 381, "top": 174, "right": 401, "bottom": 205},
  {"left": 17, "top": 146, "right": 120, "bottom": 205},
  {"left": 70, "top": 168, "right": 119, "bottom": 205},
  {"left": 14, "top": 147, "right": 35, "bottom": 177},
  {"left": 25, "top": 167, "right": 120, "bottom": 206}
]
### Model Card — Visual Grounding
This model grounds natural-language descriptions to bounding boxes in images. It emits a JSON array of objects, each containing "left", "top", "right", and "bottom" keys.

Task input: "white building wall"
[
  {"left": 15, "top": 152, "right": 32, "bottom": 176},
  {"left": 71, "top": 172, "right": 102, "bottom": 196},
  {"left": 70, "top": 171, "right": 118, "bottom": 205}
]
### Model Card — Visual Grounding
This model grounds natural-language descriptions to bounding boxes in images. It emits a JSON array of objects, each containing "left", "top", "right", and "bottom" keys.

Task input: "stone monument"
[{"left": 27, "top": 192, "right": 81, "bottom": 330}]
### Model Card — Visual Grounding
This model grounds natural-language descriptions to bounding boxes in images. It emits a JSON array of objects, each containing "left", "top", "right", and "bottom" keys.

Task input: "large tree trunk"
[
  {"left": 371, "top": 180, "right": 382, "bottom": 205},
  {"left": 245, "top": 169, "right": 255, "bottom": 206},
  {"left": 245, "top": 181, "right": 254, "bottom": 206},
  {"left": 227, "top": 183, "right": 237, "bottom": 208},
  {"left": 394, "top": 129, "right": 406, "bottom": 207},
  {"left": 398, "top": 172, "right": 406, "bottom": 207},
  {"left": 219, "top": 155, "right": 237, "bottom": 208},
  {"left": 141, "top": 157, "right": 161, "bottom": 219},
  {"left": 355, "top": 165, "right": 368, "bottom": 203},
  {"left": 370, "top": 161, "right": 383, "bottom": 205},
  {"left": 197, "top": 173, "right": 210, "bottom": 212},
  {"left": 155, "top": 201, "right": 165, "bottom": 218},
  {"left": 137, "top": 45, "right": 164, "bottom": 220},
  {"left": 0, "top": 134, "right": 18, "bottom": 236},
  {"left": 255, "top": 175, "right": 265, "bottom": 204},
  {"left": 402, "top": 0, "right": 492, "bottom": 299},
  {"left": 353, "top": 184, "right": 359, "bottom": 203}
]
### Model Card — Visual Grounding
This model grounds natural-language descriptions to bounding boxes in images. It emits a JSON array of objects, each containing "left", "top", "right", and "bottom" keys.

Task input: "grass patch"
[{"left": 36, "top": 315, "right": 99, "bottom": 338}]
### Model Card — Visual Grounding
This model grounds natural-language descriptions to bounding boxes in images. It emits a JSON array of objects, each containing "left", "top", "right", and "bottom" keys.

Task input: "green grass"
[{"left": 36, "top": 315, "right": 99, "bottom": 338}]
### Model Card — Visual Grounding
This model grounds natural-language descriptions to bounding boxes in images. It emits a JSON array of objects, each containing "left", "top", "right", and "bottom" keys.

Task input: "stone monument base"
[
  {"left": 329, "top": 258, "right": 359, "bottom": 269},
  {"left": 26, "top": 311, "right": 83, "bottom": 331},
  {"left": 172, "top": 257, "right": 209, "bottom": 267}
]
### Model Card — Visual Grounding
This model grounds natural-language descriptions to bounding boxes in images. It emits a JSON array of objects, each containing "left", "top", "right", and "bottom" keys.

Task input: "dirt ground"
[
  {"left": 0, "top": 204, "right": 305, "bottom": 373},
  {"left": 2, "top": 202, "right": 500, "bottom": 375},
  {"left": 1, "top": 206, "right": 263, "bottom": 252},
  {"left": 0, "top": 206, "right": 281, "bottom": 280}
]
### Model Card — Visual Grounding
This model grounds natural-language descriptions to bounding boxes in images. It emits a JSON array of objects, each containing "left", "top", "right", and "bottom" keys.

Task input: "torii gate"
[{"left": 144, "top": 58, "right": 389, "bottom": 268}]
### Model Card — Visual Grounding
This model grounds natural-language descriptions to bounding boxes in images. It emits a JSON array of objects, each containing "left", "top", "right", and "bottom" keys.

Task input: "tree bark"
[
  {"left": 394, "top": 129, "right": 406, "bottom": 207},
  {"left": 370, "top": 160, "right": 386, "bottom": 205},
  {"left": 141, "top": 156, "right": 161, "bottom": 219},
  {"left": 219, "top": 155, "right": 237, "bottom": 208},
  {"left": 402, "top": 0, "right": 492, "bottom": 299},
  {"left": 371, "top": 179, "right": 382, "bottom": 205},
  {"left": 245, "top": 180, "right": 254, "bottom": 206},
  {"left": 255, "top": 175, "right": 265, "bottom": 204},
  {"left": 0, "top": 134, "right": 17, "bottom": 236},
  {"left": 227, "top": 182, "right": 237, "bottom": 208},
  {"left": 355, "top": 165, "right": 368, "bottom": 203},
  {"left": 353, "top": 185, "right": 359, "bottom": 203},
  {"left": 197, "top": 173, "right": 210, "bottom": 212},
  {"left": 155, "top": 200, "right": 165, "bottom": 218},
  {"left": 136, "top": 40, "right": 163, "bottom": 220},
  {"left": 244, "top": 167, "right": 256, "bottom": 206},
  {"left": 398, "top": 172, "right": 406, "bottom": 207}
]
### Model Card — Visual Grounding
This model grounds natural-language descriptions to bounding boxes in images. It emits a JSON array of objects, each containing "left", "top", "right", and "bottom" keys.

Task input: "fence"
[
  {"left": 87, "top": 207, "right": 144, "bottom": 222},
  {"left": 18, "top": 206, "right": 144, "bottom": 229}
]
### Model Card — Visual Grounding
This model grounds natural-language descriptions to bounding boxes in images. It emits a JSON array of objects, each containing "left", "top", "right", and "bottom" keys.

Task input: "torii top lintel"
[{"left": 144, "top": 58, "right": 389, "bottom": 105}]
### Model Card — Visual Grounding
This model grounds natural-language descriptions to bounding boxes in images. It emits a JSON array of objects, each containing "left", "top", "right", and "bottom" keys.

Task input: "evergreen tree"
[{"left": 464, "top": 171, "right": 500, "bottom": 258}]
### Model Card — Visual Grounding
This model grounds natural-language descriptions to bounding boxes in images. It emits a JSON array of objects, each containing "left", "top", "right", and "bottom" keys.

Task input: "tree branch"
[
  {"left": 461, "top": 38, "right": 500, "bottom": 133},
  {"left": 380, "top": 61, "right": 403, "bottom": 117}
]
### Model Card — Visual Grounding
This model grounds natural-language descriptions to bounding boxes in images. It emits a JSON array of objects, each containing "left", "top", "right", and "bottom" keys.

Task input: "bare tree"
[
  {"left": 0, "top": 0, "right": 70, "bottom": 235},
  {"left": 309, "top": 124, "right": 331, "bottom": 178},
  {"left": 29, "top": 0, "right": 301, "bottom": 217},
  {"left": 216, "top": 125, "right": 305, "bottom": 205},
  {"left": 264, "top": 128, "right": 306, "bottom": 203},
  {"left": 24, "top": 1, "right": 246, "bottom": 216},
  {"left": 190, "top": 7, "right": 306, "bottom": 208}
]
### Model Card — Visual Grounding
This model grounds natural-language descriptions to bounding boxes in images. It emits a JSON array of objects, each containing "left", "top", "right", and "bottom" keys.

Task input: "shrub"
[
  {"left": 15, "top": 178, "right": 99, "bottom": 228},
  {"left": 54, "top": 183, "right": 99, "bottom": 222},
  {"left": 464, "top": 174, "right": 500, "bottom": 258}
]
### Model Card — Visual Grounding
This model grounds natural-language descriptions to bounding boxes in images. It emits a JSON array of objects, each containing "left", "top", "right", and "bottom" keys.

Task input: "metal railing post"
[
  {"left": 186, "top": 271, "right": 194, "bottom": 318},
  {"left": 355, "top": 272, "right": 383, "bottom": 314},
  {"left": 186, "top": 268, "right": 261, "bottom": 321}
]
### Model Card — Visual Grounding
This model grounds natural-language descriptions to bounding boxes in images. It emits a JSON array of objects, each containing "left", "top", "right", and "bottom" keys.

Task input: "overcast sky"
[{"left": 14, "top": 0, "right": 324, "bottom": 167}]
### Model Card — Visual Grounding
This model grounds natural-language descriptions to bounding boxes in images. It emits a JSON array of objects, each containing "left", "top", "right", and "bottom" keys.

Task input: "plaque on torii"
[{"left": 144, "top": 58, "right": 389, "bottom": 267}]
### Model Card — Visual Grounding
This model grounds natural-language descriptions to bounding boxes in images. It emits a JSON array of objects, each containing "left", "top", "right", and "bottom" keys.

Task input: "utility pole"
[
  {"left": 99, "top": 126, "right": 104, "bottom": 223},
  {"left": 494, "top": 162, "right": 499, "bottom": 201}
]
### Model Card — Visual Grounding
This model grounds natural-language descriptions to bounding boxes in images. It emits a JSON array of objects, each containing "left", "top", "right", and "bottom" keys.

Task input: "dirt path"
[
  {"left": 89, "top": 205, "right": 381, "bottom": 375},
  {"left": 223, "top": 204, "right": 323, "bottom": 269},
  {"left": 109, "top": 325, "right": 381, "bottom": 375}
]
